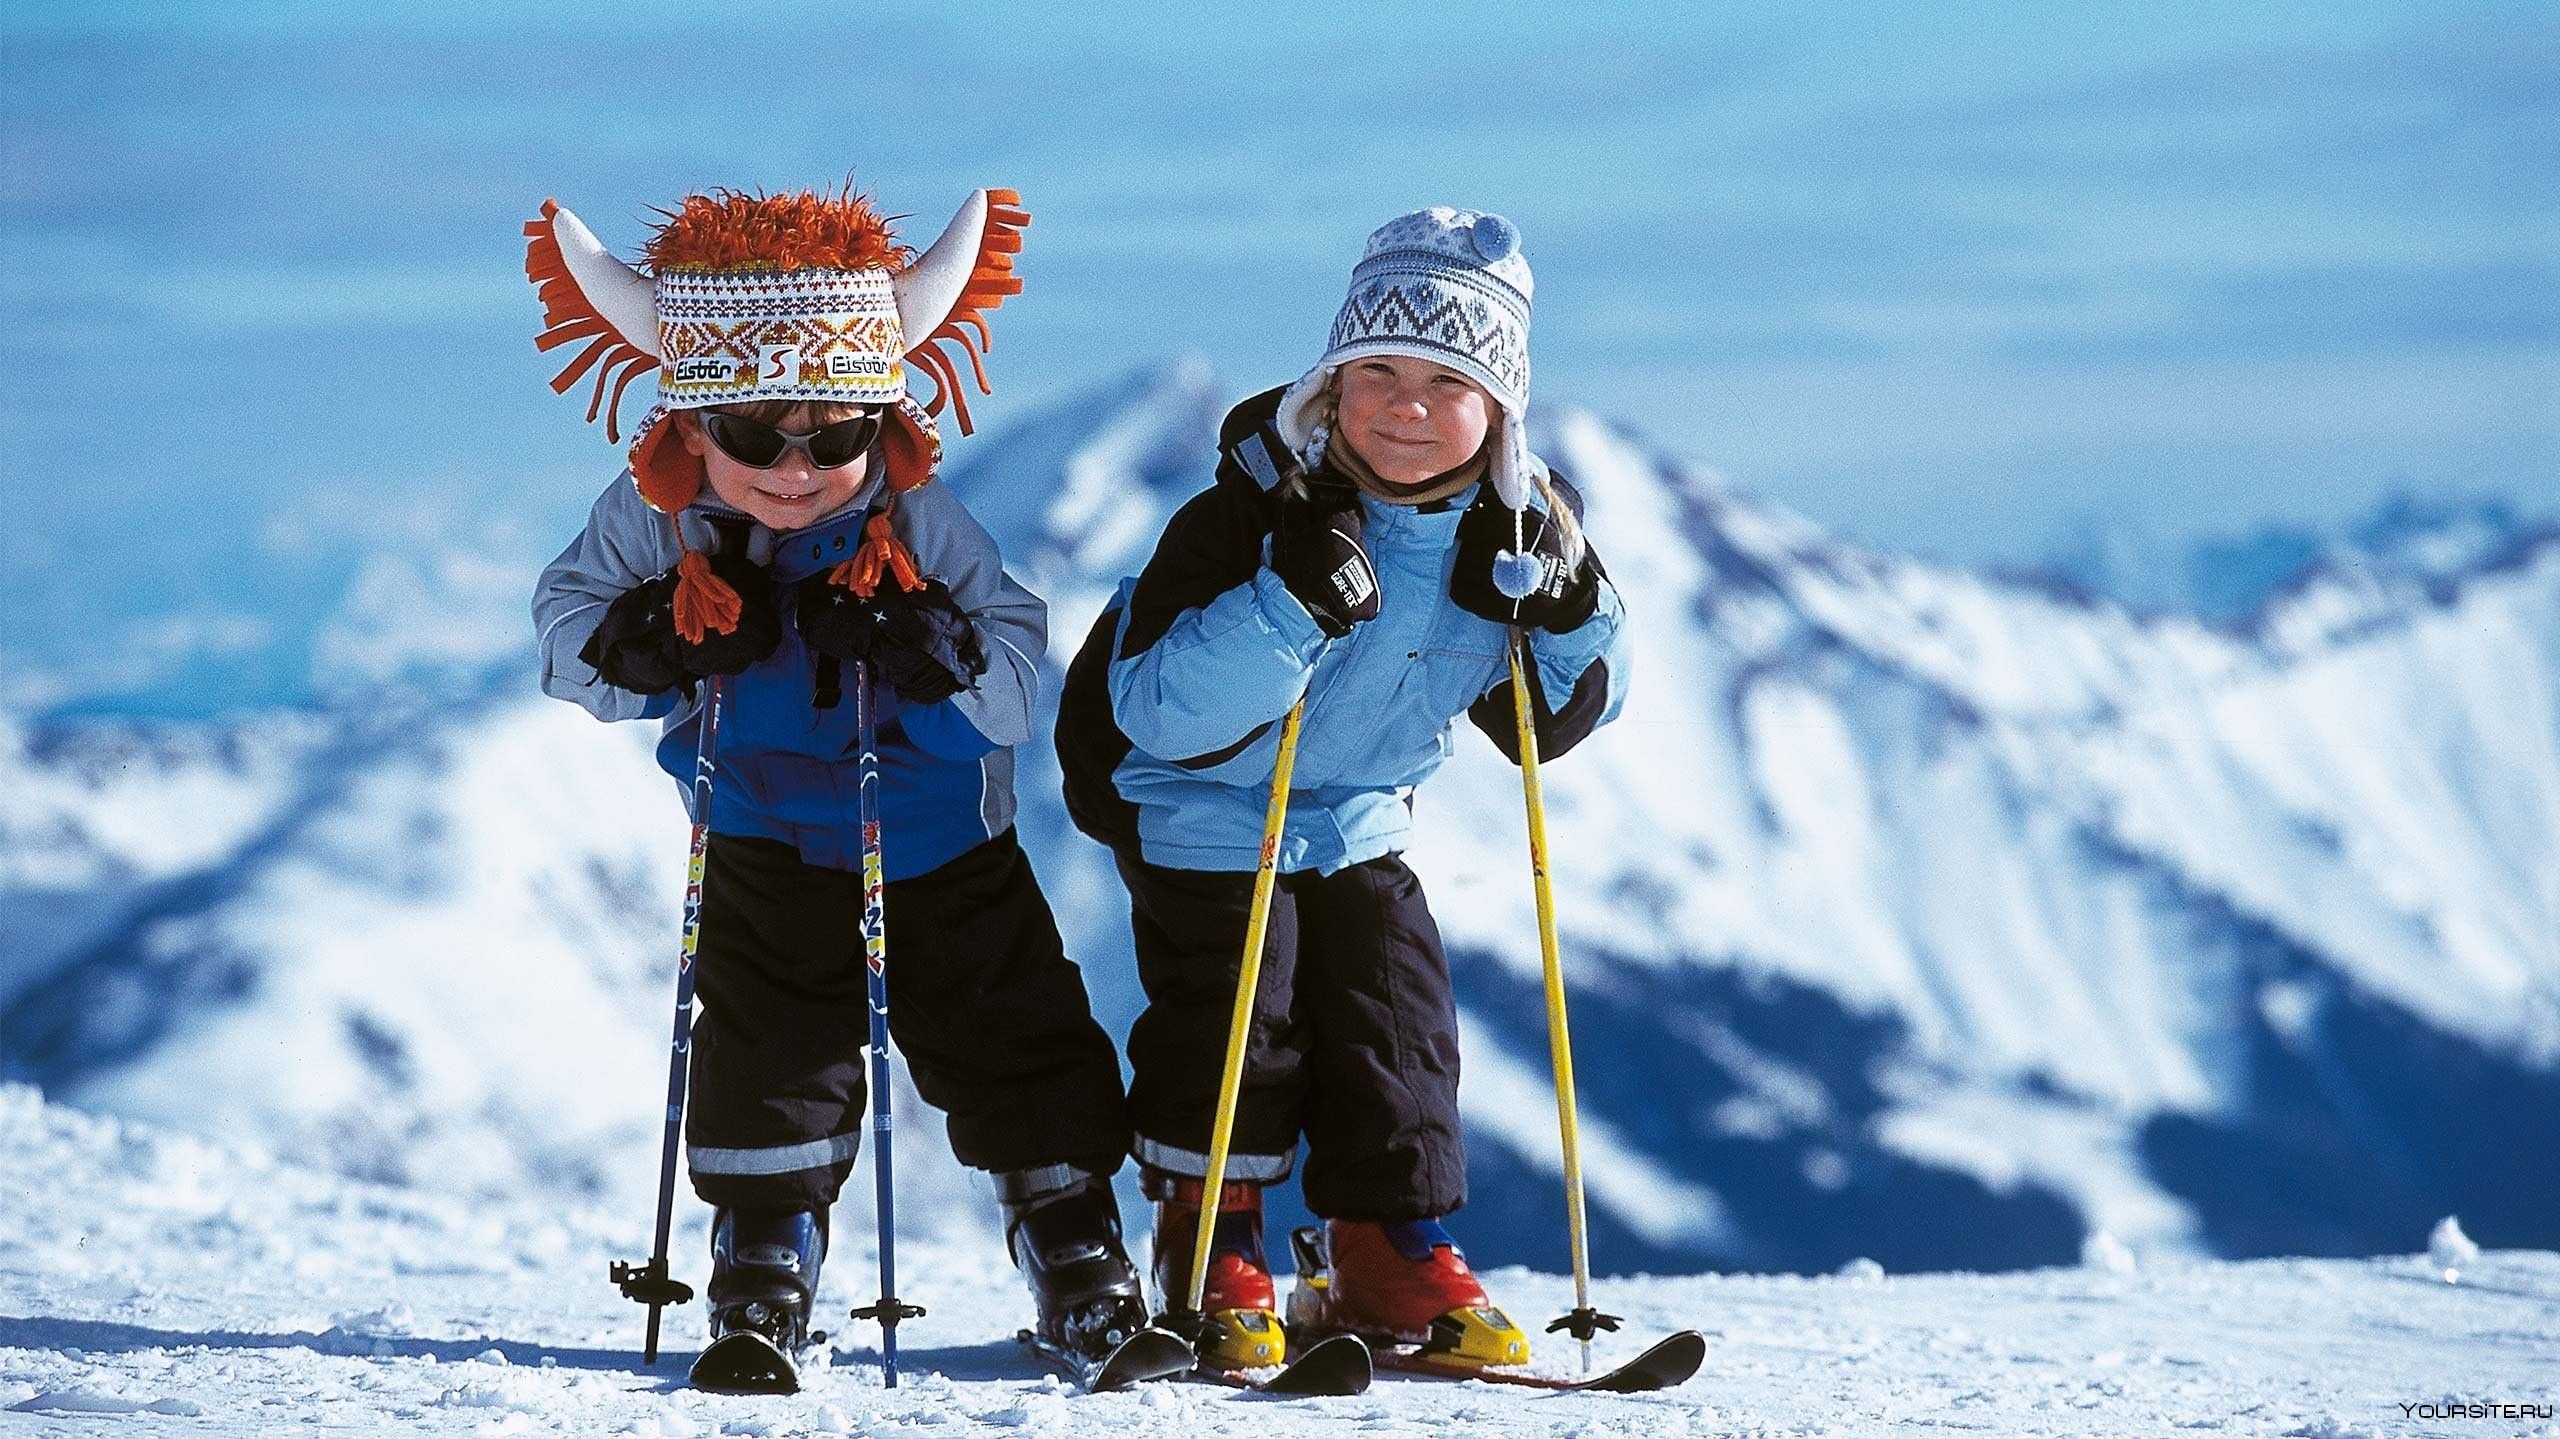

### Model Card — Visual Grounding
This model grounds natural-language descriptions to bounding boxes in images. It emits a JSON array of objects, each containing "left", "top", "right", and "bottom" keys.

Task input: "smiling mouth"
[{"left": 755, "top": 486, "right": 823, "bottom": 502}]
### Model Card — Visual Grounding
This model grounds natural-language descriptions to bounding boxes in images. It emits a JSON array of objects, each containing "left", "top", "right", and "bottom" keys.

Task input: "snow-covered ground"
[{"left": 4, "top": 1087, "right": 2552, "bottom": 1438}]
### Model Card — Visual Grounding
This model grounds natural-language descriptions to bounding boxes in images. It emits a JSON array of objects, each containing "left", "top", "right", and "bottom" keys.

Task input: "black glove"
[
  {"left": 580, "top": 552, "right": 782, "bottom": 694},
  {"left": 1450, "top": 498, "right": 1599, "bottom": 632},
  {"left": 797, "top": 576, "right": 988, "bottom": 704},
  {"left": 1268, "top": 472, "right": 1381, "bottom": 638}
]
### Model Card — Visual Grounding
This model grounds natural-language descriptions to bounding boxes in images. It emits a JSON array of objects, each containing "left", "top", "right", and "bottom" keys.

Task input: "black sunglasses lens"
[
  {"left": 704, "top": 413, "right": 787, "bottom": 467},
  {"left": 807, "top": 414, "right": 881, "bottom": 469}
]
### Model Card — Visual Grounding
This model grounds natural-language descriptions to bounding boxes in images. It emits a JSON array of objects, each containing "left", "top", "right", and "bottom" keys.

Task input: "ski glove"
[
  {"left": 796, "top": 576, "right": 988, "bottom": 705},
  {"left": 582, "top": 553, "right": 783, "bottom": 694},
  {"left": 1268, "top": 475, "right": 1381, "bottom": 638},
  {"left": 1450, "top": 499, "right": 1600, "bottom": 632}
]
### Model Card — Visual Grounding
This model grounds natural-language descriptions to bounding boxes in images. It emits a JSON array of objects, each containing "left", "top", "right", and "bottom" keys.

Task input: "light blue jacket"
[{"left": 1060, "top": 392, "right": 1629, "bottom": 875}]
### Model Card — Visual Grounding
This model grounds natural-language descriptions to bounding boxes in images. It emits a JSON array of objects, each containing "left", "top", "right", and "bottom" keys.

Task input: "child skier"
[
  {"left": 1058, "top": 207, "right": 1629, "bottom": 1369},
  {"left": 526, "top": 185, "right": 1146, "bottom": 1366}
]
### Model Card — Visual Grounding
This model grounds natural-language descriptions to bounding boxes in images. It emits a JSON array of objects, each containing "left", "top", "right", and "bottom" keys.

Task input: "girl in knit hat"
[
  {"left": 527, "top": 185, "right": 1147, "bottom": 1369},
  {"left": 1057, "top": 207, "right": 1630, "bottom": 1369}
]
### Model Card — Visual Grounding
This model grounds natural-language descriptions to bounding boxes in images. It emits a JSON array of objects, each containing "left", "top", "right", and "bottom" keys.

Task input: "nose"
[{"left": 768, "top": 447, "right": 817, "bottom": 483}]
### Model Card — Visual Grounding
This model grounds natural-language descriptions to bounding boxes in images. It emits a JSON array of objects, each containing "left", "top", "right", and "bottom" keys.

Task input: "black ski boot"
[
  {"left": 997, "top": 1166, "right": 1151, "bottom": 1365},
  {"left": 706, "top": 1206, "right": 825, "bottom": 1349}
]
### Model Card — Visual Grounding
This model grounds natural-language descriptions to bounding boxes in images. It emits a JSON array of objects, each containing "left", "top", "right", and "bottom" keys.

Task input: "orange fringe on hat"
[
  {"left": 645, "top": 185, "right": 908, "bottom": 274},
  {"left": 525, "top": 200, "right": 657, "bottom": 444},
  {"left": 905, "top": 188, "right": 1026, "bottom": 437}
]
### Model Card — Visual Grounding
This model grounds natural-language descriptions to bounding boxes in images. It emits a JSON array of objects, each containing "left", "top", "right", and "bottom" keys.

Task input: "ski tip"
[
  {"left": 1587, "top": 1329, "right": 1706, "bottom": 1393},
  {"left": 688, "top": 1331, "right": 802, "bottom": 1394},
  {"left": 1250, "top": 1332, "right": 1373, "bottom": 1396},
  {"left": 1019, "top": 1324, "right": 1194, "bottom": 1393}
]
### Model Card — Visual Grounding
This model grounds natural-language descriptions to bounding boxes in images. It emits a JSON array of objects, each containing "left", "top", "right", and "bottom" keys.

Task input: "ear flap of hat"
[
  {"left": 879, "top": 397, "right": 941, "bottom": 495},
  {"left": 892, "top": 188, "right": 1029, "bottom": 436},
  {"left": 1489, "top": 406, "right": 1532, "bottom": 511},
  {"left": 526, "top": 200, "right": 662, "bottom": 443},
  {"left": 629, "top": 411, "right": 702, "bottom": 515},
  {"left": 1274, "top": 364, "right": 1336, "bottom": 461}
]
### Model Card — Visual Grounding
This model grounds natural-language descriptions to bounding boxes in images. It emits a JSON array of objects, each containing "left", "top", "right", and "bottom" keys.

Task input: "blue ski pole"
[
  {"left": 846, "top": 658, "right": 925, "bottom": 1384},
  {"left": 613, "top": 674, "right": 729, "bottom": 1364}
]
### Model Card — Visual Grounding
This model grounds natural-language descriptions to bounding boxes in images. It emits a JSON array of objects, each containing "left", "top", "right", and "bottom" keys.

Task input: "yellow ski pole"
[
  {"left": 1511, "top": 632, "right": 1619, "bottom": 1373},
  {"left": 1183, "top": 696, "right": 1307, "bottom": 1324}
]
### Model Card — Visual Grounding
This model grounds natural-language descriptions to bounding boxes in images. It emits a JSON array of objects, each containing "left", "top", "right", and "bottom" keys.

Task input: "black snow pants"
[
  {"left": 686, "top": 827, "right": 1131, "bottom": 1213},
  {"left": 1117, "top": 848, "right": 1466, "bottom": 1221}
]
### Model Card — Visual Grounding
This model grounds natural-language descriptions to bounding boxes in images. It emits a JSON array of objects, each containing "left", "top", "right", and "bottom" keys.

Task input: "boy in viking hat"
[
  {"left": 528, "top": 185, "right": 1145, "bottom": 1362},
  {"left": 1058, "top": 208, "right": 1629, "bottom": 1369}
]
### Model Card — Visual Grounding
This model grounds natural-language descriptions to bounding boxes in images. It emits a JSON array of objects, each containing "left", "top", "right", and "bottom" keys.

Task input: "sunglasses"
[{"left": 699, "top": 409, "right": 883, "bottom": 470}]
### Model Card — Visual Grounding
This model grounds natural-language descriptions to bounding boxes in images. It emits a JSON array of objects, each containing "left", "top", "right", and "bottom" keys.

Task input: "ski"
[
  {"left": 688, "top": 1329, "right": 810, "bottom": 1394},
  {"left": 1017, "top": 1325, "right": 1196, "bottom": 1393},
  {"left": 1189, "top": 1332, "right": 1373, "bottom": 1396},
  {"left": 1365, "top": 1329, "right": 1705, "bottom": 1393}
]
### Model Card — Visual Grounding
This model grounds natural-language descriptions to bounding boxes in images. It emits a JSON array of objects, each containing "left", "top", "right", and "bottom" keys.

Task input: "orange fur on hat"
[{"left": 645, "top": 185, "right": 908, "bottom": 274}]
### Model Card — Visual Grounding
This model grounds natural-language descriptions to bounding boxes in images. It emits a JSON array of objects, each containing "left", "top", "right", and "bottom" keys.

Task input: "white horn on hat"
[
  {"left": 548, "top": 201, "right": 663, "bottom": 359},
  {"left": 892, "top": 189, "right": 991, "bottom": 349}
]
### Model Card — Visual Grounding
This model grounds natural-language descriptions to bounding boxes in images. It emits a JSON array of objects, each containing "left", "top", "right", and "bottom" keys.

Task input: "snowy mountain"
[
  {"left": 2, "top": 362, "right": 2554, "bottom": 1282},
  {"left": 2038, "top": 492, "right": 2551, "bottom": 628},
  {"left": 5, "top": 1083, "right": 2552, "bottom": 1436}
]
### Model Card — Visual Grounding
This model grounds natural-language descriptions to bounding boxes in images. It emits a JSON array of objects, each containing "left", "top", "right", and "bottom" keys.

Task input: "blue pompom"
[
  {"left": 1469, "top": 213, "right": 1520, "bottom": 263},
  {"left": 1492, "top": 549, "right": 1543, "bottom": 600}
]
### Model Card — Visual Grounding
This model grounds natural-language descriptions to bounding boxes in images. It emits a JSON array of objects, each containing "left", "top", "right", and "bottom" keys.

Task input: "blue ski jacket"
[
  {"left": 533, "top": 470, "right": 1045, "bottom": 882},
  {"left": 1058, "top": 389, "right": 1629, "bottom": 875}
]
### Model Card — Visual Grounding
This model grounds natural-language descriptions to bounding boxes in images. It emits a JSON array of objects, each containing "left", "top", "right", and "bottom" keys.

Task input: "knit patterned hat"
[
  {"left": 1276, "top": 206, "right": 1538, "bottom": 510},
  {"left": 523, "top": 184, "right": 1027, "bottom": 638}
]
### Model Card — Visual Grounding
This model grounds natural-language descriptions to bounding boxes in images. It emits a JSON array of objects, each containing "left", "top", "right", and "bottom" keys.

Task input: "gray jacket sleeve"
[
  {"left": 891, "top": 480, "right": 1048, "bottom": 748},
  {"left": 532, "top": 473, "right": 682, "bottom": 723}
]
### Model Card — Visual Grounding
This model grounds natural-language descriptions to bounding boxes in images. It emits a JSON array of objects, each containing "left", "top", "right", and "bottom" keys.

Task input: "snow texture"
[{"left": 3, "top": 1086, "right": 2554, "bottom": 1437}]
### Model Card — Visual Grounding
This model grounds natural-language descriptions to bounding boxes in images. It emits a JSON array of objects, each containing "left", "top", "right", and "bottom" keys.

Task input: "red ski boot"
[
  {"left": 1296, "top": 1218, "right": 1527, "bottom": 1367},
  {"left": 1147, "top": 1174, "right": 1285, "bottom": 1367}
]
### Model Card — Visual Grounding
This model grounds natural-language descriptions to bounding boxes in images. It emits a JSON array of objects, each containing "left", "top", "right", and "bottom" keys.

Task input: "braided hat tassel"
[
  {"left": 671, "top": 534, "right": 745, "bottom": 642},
  {"left": 826, "top": 509, "right": 925, "bottom": 599}
]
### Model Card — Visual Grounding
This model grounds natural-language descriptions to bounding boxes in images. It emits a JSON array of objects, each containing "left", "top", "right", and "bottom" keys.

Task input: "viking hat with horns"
[{"left": 524, "top": 184, "right": 1027, "bottom": 639}]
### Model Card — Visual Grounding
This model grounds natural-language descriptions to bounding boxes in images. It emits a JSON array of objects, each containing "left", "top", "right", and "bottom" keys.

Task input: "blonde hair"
[{"left": 1529, "top": 467, "right": 1586, "bottom": 569}]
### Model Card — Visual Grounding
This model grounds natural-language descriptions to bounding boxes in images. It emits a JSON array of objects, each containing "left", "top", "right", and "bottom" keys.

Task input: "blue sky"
[{"left": 3, "top": 1, "right": 2553, "bottom": 711}]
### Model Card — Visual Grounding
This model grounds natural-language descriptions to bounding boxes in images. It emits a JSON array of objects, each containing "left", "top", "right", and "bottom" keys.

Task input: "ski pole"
[
  {"left": 612, "top": 674, "right": 729, "bottom": 1365},
  {"left": 1509, "top": 634, "right": 1619, "bottom": 1374},
  {"left": 1180, "top": 695, "right": 1306, "bottom": 1327},
  {"left": 846, "top": 657, "right": 925, "bottom": 1385}
]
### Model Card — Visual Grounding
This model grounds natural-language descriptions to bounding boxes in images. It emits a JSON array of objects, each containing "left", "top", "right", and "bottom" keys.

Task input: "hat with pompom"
[
  {"left": 523, "top": 183, "right": 1027, "bottom": 638},
  {"left": 1274, "top": 206, "right": 1536, "bottom": 510}
]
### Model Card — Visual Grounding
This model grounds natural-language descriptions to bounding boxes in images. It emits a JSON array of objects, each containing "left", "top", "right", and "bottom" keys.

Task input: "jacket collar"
[
  {"left": 1359, "top": 480, "right": 1479, "bottom": 544},
  {"left": 680, "top": 471, "right": 888, "bottom": 578}
]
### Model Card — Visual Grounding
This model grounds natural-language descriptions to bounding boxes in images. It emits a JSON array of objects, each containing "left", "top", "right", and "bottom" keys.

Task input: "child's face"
[
  {"left": 1333, "top": 355, "right": 1494, "bottom": 485},
  {"left": 680, "top": 403, "right": 873, "bottom": 532}
]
